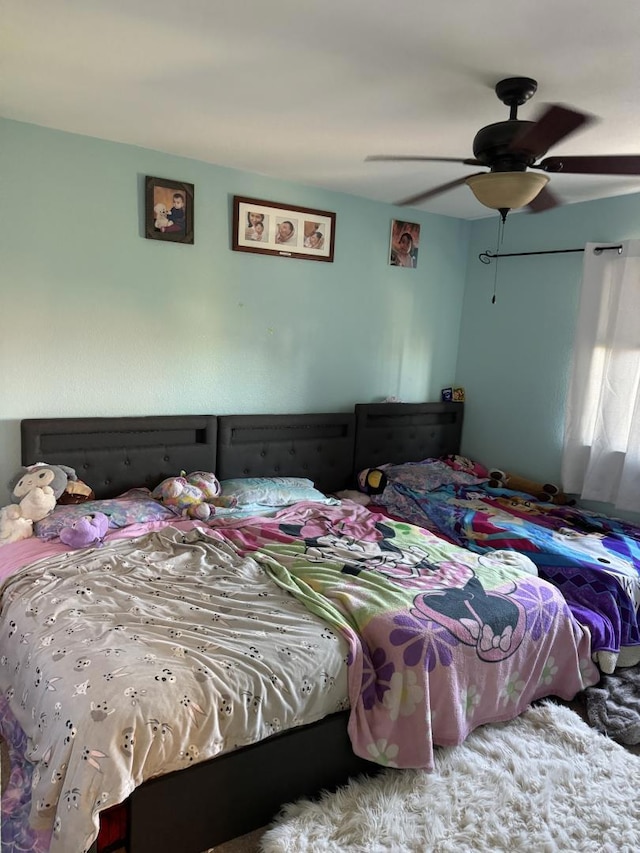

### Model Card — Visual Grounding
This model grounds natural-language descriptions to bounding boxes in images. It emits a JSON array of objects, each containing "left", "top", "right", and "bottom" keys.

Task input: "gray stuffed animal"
[
  {"left": 9, "top": 464, "right": 78, "bottom": 522},
  {"left": 0, "top": 464, "right": 79, "bottom": 545},
  {"left": 10, "top": 463, "right": 78, "bottom": 503}
]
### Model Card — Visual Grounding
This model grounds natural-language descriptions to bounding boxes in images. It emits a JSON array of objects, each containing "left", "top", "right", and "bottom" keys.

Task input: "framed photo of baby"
[
  {"left": 389, "top": 219, "right": 420, "bottom": 268},
  {"left": 232, "top": 196, "right": 336, "bottom": 262},
  {"left": 145, "top": 176, "right": 194, "bottom": 244}
]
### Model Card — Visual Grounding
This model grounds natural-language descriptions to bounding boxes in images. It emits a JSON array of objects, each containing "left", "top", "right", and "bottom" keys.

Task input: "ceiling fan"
[{"left": 367, "top": 76, "right": 640, "bottom": 219}]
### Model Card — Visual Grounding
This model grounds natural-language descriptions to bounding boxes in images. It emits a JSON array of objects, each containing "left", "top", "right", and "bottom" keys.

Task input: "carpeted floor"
[{"left": 2, "top": 696, "right": 639, "bottom": 853}]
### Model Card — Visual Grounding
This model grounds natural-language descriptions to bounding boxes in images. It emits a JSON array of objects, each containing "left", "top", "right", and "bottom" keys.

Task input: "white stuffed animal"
[
  {"left": 16, "top": 486, "right": 57, "bottom": 522},
  {"left": 0, "top": 506, "right": 34, "bottom": 545},
  {"left": 0, "top": 489, "right": 56, "bottom": 547},
  {"left": 154, "top": 203, "right": 171, "bottom": 229}
]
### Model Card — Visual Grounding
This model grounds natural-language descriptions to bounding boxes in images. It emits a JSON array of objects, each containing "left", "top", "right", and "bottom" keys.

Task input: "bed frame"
[{"left": 18, "top": 404, "right": 463, "bottom": 853}]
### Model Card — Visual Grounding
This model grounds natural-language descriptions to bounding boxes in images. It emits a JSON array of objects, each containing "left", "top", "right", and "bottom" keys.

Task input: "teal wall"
[
  {"left": 457, "top": 191, "right": 640, "bottom": 519},
  {"left": 0, "top": 118, "right": 469, "bottom": 500},
  {"left": 5, "top": 116, "right": 638, "bottom": 519}
]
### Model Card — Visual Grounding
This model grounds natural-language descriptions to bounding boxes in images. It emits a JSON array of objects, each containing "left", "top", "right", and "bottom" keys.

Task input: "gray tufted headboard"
[
  {"left": 21, "top": 416, "right": 218, "bottom": 499},
  {"left": 353, "top": 402, "right": 464, "bottom": 474},
  {"left": 20, "top": 412, "right": 356, "bottom": 499},
  {"left": 21, "top": 405, "right": 458, "bottom": 500},
  {"left": 217, "top": 413, "right": 355, "bottom": 494}
]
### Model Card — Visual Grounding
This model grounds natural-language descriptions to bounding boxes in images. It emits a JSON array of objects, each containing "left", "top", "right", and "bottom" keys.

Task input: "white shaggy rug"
[{"left": 260, "top": 702, "right": 640, "bottom": 853}]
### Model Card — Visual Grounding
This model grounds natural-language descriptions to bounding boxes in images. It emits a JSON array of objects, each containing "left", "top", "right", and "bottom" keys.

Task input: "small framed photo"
[
  {"left": 145, "top": 176, "right": 194, "bottom": 244},
  {"left": 389, "top": 219, "right": 420, "bottom": 268},
  {"left": 232, "top": 196, "right": 336, "bottom": 262},
  {"left": 441, "top": 387, "right": 453, "bottom": 402}
]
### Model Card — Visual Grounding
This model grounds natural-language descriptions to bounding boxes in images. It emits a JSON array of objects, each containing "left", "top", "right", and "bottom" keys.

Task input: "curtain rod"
[{"left": 479, "top": 244, "right": 623, "bottom": 264}]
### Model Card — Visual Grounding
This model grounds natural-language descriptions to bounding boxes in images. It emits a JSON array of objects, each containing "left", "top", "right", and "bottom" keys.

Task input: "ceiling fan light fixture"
[{"left": 465, "top": 171, "right": 550, "bottom": 210}]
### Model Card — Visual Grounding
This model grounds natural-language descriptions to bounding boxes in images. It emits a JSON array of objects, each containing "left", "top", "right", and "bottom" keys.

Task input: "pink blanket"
[{"left": 210, "top": 502, "right": 600, "bottom": 768}]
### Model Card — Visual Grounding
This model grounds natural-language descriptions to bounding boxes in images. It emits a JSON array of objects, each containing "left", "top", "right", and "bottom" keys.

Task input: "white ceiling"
[{"left": 3, "top": 0, "right": 640, "bottom": 219}]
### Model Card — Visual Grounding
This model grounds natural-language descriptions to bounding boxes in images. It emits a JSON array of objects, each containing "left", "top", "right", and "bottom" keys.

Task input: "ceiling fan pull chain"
[
  {"left": 491, "top": 214, "right": 505, "bottom": 304},
  {"left": 492, "top": 261, "right": 499, "bottom": 305}
]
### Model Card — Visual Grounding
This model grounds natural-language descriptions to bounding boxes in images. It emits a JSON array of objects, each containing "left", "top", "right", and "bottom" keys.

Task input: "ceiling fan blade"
[
  {"left": 366, "top": 155, "right": 483, "bottom": 166},
  {"left": 509, "top": 104, "right": 594, "bottom": 157},
  {"left": 538, "top": 154, "right": 640, "bottom": 175},
  {"left": 395, "top": 173, "right": 485, "bottom": 207},
  {"left": 528, "top": 184, "right": 562, "bottom": 213}
]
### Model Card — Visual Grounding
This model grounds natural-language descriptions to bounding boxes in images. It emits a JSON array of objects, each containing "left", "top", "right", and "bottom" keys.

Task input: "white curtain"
[{"left": 562, "top": 240, "right": 640, "bottom": 512}]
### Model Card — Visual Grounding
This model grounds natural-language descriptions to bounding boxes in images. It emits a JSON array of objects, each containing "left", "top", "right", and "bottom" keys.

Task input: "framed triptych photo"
[{"left": 232, "top": 196, "right": 335, "bottom": 262}]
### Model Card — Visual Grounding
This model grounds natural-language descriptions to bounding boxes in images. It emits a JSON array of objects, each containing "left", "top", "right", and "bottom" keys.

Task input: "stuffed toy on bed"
[
  {"left": 152, "top": 471, "right": 235, "bottom": 520},
  {"left": 488, "top": 469, "right": 574, "bottom": 506},
  {"left": 0, "top": 462, "right": 79, "bottom": 546},
  {"left": 357, "top": 466, "right": 390, "bottom": 495},
  {"left": 9, "top": 462, "right": 77, "bottom": 516},
  {"left": 59, "top": 512, "right": 109, "bottom": 549},
  {"left": 57, "top": 478, "right": 95, "bottom": 505},
  {"left": 0, "top": 506, "right": 35, "bottom": 545}
]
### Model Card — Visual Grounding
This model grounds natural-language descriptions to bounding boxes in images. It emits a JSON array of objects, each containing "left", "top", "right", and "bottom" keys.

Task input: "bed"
[
  {"left": 354, "top": 402, "right": 640, "bottom": 676},
  {"left": 0, "top": 410, "right": 599, "bottom": 853}
]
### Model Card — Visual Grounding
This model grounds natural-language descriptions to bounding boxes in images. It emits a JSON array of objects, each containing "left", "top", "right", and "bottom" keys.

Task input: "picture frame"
[
  {"left": 232, "top": 196, "right": 336, "bottom": 262},
  {"left": 145, "top": 176, "right": 194, "bottom": 244},
  {"left": 389, "top": 219, "right": 420, "bottom": 268}
]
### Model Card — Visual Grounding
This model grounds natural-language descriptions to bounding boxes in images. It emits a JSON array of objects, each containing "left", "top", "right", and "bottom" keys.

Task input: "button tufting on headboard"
[
  {"left": 21, "top": 416, "right": 218, "bottom": 500},
  {"left": 21, "top": 405, "right": 462, "bottom": 504},
  {"left": 217, "top": 414, "right": 356, "bottom": 494},
  {"left": 353, "top": 402, "right": 464, "bottom": 473}
]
